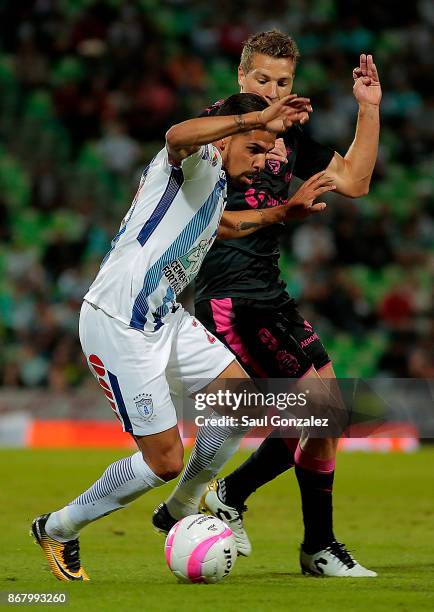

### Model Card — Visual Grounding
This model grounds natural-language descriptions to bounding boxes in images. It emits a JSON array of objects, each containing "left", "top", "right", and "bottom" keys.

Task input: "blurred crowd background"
[{"left": 0, "top": 0, "right": 433, "bottom": 390}]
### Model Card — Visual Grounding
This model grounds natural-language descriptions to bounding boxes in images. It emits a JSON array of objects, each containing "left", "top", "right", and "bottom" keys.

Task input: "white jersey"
[{"left": 84, "top": 144, "right": 226, "bottom": 332}]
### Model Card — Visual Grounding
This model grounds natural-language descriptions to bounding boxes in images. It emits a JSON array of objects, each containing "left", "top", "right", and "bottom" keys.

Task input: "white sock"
[
  {"left": 166, "top": 413, "right": 248, "bottom": 519},
  {"left": 46, "top": 452, "right": 164, "bottom": 542}
]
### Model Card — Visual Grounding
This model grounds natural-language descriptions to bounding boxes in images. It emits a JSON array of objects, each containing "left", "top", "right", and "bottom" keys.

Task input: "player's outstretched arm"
[
  {"left": 218, "top": 171, "right": 333, "bottom": 239},
  {"left": 217, "top": 206, "right": 288, "bottom": 239},
  {"left": 165, "top": 95, "right": 310, "bottom": 166},
  {"left": 324, "top": 53, "right": 381, "bottom": 198}
]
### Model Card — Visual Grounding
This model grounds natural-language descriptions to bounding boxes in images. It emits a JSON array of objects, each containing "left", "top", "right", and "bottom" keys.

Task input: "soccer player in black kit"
[{"left": 154, "top": 30, "right": 381, "bottom": 577}]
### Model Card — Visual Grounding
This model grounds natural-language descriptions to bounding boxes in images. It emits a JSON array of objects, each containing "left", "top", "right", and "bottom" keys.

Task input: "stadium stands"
[{"left": 1, "top": 0, "right": 432, "bottom": 388}]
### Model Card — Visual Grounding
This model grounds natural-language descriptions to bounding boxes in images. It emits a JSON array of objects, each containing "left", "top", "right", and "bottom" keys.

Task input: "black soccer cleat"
[{"left": 152, "top": 503, "right": 178, "bottom": 535}]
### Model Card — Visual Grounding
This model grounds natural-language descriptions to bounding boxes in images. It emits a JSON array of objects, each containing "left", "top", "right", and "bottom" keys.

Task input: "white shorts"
[{"left": 79, "top": 301, "right": 236, "bottom": 436}]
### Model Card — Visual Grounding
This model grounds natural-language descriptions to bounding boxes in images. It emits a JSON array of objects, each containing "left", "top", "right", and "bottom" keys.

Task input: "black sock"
[
  {"left": 295, "top": 464, "right": 335, "bottom": 553},
  {"left": 222, "top": 434, "right": 296, "bottom": 507}
]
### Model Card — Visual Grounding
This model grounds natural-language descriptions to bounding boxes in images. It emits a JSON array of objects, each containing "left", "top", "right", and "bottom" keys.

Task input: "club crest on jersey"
[
  {"left": 267, "top": 159, "right": 281, "bottom": 174},
  {"left": 134, "top": 393, "right": 154, "bottom": 420}
]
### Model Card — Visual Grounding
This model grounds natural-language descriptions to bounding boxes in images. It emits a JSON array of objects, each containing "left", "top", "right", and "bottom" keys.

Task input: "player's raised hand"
[
  {"left": 259, "top": 95, "right": 312, "bottom": 132},
  {"left": 284, "top": 171, "right": 335, "bottom": 220},
  {"left": 352, "top": 53, "right": 382, "bottom": 106},
  {"left": 266, "top": 138, "right": 288, "bottom": 163}
]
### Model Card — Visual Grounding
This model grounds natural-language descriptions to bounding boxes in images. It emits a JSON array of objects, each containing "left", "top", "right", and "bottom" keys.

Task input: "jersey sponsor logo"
[
  {"left": 134, "top": 393, "right": 154, "bottom": 420},
  {"left": 162, "top": 239, "right": 211, "bottom": 294},
  {"left": 245, "top": 188, "right": 265, "bottom": 208},
  {"left": 244, "top": 188, "right": 286, "bottom": 209},
  {"left": 300, "top": 333, "right": 319, "bottom": 349}
]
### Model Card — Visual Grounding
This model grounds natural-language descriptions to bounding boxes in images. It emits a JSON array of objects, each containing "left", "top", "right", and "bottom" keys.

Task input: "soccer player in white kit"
[{"left": 31, "top": 92, "right": 310, "bottom": 581}]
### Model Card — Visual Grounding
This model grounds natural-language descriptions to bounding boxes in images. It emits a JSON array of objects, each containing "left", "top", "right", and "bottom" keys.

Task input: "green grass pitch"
[{"left": 1, "top": 448, "right": 433, "bottom": 611}]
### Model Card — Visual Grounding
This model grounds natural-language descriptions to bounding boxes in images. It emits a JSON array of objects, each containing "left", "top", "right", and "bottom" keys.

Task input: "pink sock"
[{"left": 294, "top": 442, "right": 336, "bottom": 474}]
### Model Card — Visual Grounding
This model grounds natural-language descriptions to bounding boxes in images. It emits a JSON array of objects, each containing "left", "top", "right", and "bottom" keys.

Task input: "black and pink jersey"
[{"left": 194, "top": 99, "right": 334, "bottom": 303}]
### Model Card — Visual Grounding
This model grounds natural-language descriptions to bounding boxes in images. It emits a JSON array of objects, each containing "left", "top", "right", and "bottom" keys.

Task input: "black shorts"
[{"left": 195, "top": 297, "right": 331, "bottom": 378}]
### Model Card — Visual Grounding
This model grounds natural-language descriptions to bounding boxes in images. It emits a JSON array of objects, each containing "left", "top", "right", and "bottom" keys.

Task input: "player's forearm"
[
  {"left": 341, "top": 103, "right": 380, "bottom": 197},
  {"left": 217, "top": 206, "right": 287, "bottom": 240},
  {"left": 166, "top": 112, "right": 263, "bottom": 158}
]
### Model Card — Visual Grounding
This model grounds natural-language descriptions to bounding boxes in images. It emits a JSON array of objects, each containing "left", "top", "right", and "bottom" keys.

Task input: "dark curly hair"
[{"left": 215, "top": 93, "right": 269, "bottom": 117}]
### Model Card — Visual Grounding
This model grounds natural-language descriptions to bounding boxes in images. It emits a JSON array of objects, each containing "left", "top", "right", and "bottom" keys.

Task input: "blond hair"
[{"left": 240, "top": 29, "right": 300, "bottom": 73}]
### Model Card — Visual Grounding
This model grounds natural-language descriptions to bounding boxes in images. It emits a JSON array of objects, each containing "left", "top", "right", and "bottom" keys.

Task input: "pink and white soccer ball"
[{"left": 164, "top": 514, "right": 237, "bottom": 583}]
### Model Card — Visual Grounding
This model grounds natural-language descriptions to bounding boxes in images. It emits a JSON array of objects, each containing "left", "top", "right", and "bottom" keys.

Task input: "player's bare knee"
[
  {"left": 144, "top": 451, "right": 184, "bottom": 481},
  {"left": 153, "top": 458, "right": 184, "bottom": 482}
]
